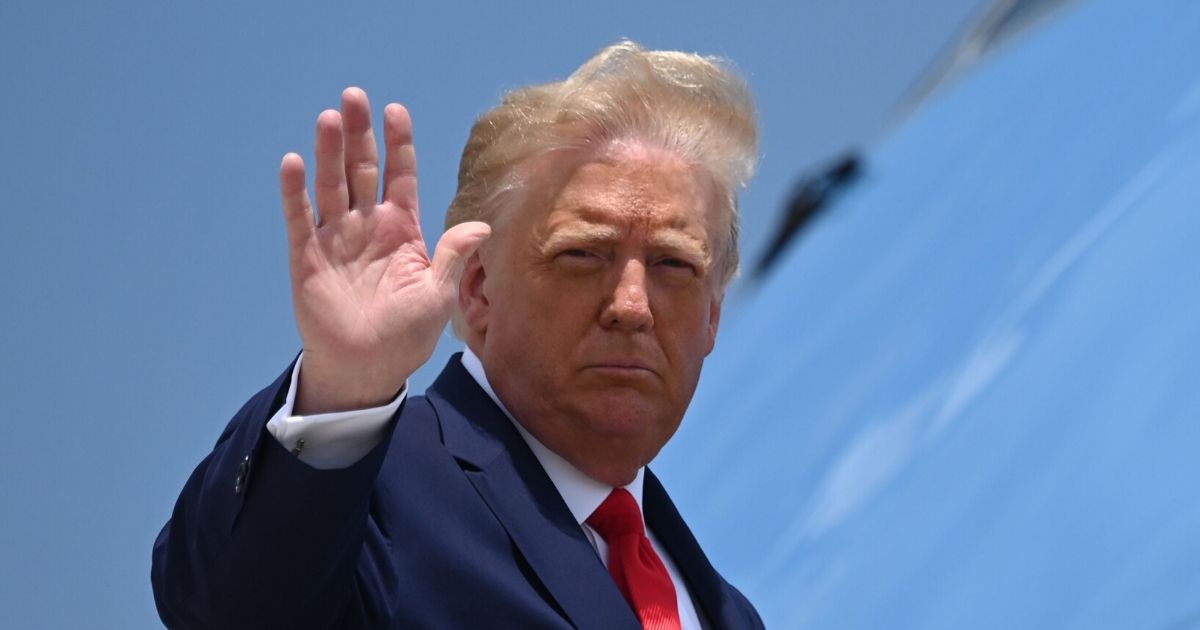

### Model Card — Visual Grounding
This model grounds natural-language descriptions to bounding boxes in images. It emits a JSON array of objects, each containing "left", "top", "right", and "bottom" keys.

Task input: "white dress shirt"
[{"left": 265, "top": 349, "right": 705, "bottom": 629}]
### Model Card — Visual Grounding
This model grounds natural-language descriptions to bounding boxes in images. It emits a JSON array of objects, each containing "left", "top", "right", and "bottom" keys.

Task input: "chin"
[{"left": 575, "top": 392, "right": 682, "bottom": 442}]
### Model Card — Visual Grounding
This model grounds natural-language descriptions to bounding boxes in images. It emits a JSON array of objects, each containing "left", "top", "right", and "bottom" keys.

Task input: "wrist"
[{"left": 293, "top": 352, "right": 410, "bottom": 415}]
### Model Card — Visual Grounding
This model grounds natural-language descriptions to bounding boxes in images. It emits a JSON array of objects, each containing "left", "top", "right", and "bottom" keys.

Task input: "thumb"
[{"left": 431, "top": 221, "right": 492, "bottom": 289}]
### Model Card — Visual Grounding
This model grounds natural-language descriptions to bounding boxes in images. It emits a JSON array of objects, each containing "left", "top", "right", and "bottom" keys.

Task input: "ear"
[
  {"left": 704, "top": 294, "right": 723, "bottom": 355},
  {"left": 458, "top": 250, "right": 490, "bottom": 337}
]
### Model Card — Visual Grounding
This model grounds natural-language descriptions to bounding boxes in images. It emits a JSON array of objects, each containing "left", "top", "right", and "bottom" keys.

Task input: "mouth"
[{"left": 583, "top": 360, "right": 657, "bottom": 378}]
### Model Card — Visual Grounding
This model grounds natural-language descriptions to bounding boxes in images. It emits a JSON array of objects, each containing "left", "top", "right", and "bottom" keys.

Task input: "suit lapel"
[
  {"left": 644, "top": 470, "right": 736, "bottom": 630},
  {"left": 427, "top": 356, "right": 640, "bottom": 630}
]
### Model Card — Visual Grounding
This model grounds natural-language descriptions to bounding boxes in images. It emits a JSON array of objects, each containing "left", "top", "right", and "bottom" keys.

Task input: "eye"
[
  {"left": 654, "top": 257, "right": 698, "bottom": 274},
  {"left": 554, "top": 248, "right": 606, "bottom": 269}
]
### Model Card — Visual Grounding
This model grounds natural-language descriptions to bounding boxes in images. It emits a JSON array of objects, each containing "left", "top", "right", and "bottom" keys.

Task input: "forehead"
[{"left": 546, "top": 143, "right": 715, "bottom": 231}]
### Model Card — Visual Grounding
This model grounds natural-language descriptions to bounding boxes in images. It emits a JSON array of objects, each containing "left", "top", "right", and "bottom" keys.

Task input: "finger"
[
  {"left": 314, "top": 109, "right": 350, "bottom": 225},
  {"left": 341, "top": 87, "right": 379, "bottom": 212},
  {"left": 279, "top": 152, "right": 315, "bottom": 254},
  {"left": 381, "top": 103, "right": 419, "bottom": 213},
  {"left": 432, "top": 221, "right": 492, "bottom": 290}
]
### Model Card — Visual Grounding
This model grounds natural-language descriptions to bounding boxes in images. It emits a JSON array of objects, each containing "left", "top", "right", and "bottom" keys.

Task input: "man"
[{"left": 153, "top": 41, "right": 762, "bottom": 629}]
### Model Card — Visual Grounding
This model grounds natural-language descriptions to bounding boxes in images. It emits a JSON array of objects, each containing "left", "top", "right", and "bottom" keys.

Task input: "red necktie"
[{"left": 587, "top": 489, "right": 682, "bottom": 630}]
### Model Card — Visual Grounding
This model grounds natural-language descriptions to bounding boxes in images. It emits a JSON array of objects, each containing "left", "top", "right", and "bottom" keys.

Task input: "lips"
[
  {"left": 588, "top": 357, "right": 653, "bottom": 369},
  {"left": 577, "top": 339, "right": 662, "bottom": 377},
  {"left": 582, "top": 359, "right": 658, "bottom": 381}
]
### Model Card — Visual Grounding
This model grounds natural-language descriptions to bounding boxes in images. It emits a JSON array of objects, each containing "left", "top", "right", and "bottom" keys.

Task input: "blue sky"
[{"left": 0, "top": 1, "right": 980, "bottom": 626}]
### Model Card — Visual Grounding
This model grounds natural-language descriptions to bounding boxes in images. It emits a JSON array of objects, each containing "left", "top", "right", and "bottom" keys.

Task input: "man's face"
[{"left": 465, "top": 142, "right": 725, "bottom": 485}]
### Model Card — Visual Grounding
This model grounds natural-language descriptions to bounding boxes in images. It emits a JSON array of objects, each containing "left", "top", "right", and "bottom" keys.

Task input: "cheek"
[
  {"left": 529, "top": 270, "right": 611, "bottom": 313},
  {"left": 651, "top": 280, "right": 711, "bottom": 319},
  {"left": 654, "top": 292, "right": 719, "bottom": 357},
  {"left": 496, "top": 275, "right": 598, "bottom": 346}
]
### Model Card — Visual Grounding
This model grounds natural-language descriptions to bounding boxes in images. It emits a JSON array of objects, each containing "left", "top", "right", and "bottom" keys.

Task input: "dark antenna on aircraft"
[{"left": 754, "top": 152, "right": 860, "bottom": 279}]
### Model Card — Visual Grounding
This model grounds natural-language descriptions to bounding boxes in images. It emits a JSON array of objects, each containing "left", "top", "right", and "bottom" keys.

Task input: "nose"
[{"left": 602, "top": 259, "right": 653, "bottom": 331}]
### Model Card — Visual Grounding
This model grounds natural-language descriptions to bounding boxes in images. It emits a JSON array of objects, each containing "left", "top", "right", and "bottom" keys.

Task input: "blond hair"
[{"left": 446, "top": 40, "right": 758, "bottom": 288}]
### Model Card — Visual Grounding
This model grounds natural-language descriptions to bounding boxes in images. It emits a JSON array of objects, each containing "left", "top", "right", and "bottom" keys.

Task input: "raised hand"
[{"left": 279, "top": 88, "right": 490, "bottom": 414}]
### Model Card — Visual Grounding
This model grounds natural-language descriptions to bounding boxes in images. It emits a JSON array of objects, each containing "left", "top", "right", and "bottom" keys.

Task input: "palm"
[{"left": 279, "top": 89, "right": 489, "bottom": 413}]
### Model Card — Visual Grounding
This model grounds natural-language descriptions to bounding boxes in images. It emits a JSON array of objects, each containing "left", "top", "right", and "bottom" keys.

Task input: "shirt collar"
[{"left": 460, "top": 347, "right": 645, "bottom": 525}]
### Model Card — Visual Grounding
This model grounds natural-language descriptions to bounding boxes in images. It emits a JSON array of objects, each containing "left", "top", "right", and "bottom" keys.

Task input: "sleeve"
[
  {"left": 265, "top": 353, "right": 406, "bottom": 470},
  {"left": 151, "top": 357, "right": 406, "bottom": 629}
]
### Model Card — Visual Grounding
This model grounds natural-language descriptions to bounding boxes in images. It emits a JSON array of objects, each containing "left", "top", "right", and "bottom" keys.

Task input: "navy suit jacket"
[{"left": 152, "top": 354, "right": 763, "bottom": 629}]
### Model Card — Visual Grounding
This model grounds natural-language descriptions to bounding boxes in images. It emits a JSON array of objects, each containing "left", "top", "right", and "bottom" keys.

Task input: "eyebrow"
[
  {"left": 541, "top": 221, "right": 710, "bottom": 262},
  {"left": 648, "top": 231, "right": 709, "bottom": 257},
  {"left": 540, "top": 224, "right": 623, "bottom": 251}
]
